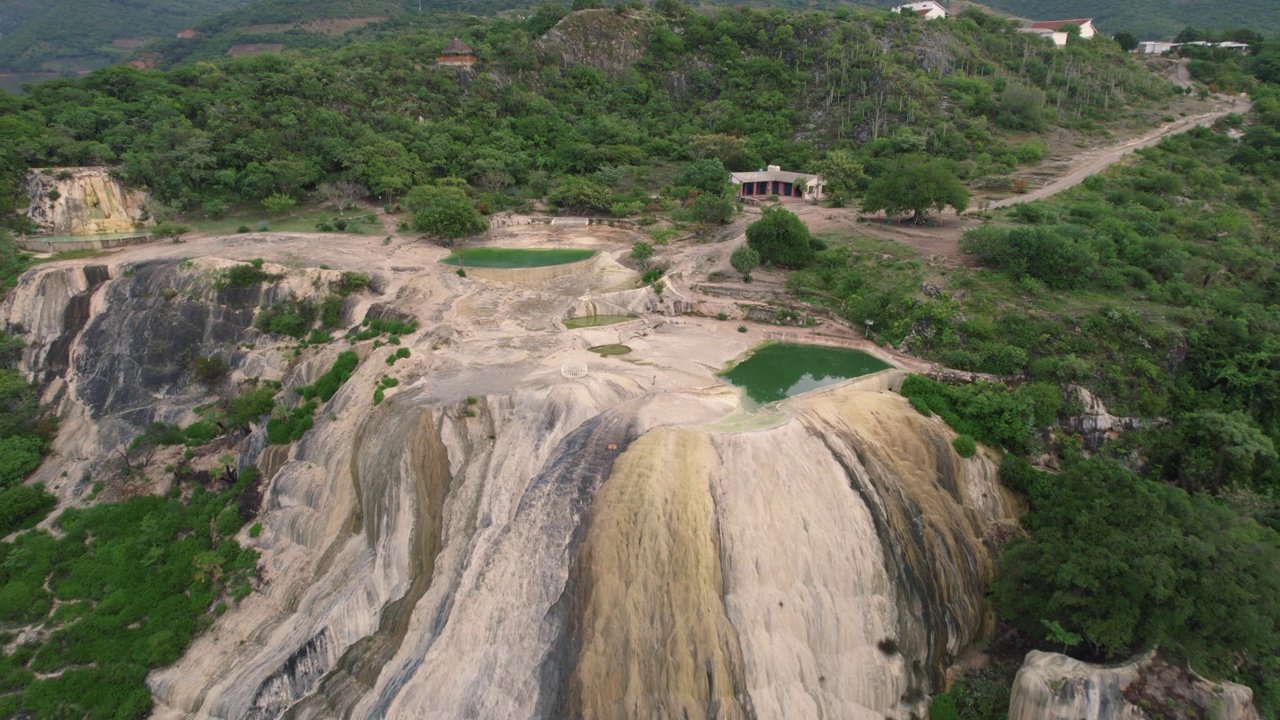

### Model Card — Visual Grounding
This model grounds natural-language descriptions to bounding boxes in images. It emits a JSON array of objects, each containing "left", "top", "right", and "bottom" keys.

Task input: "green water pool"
[
  {"left": 589, "top": 344, "right": 632, "bottom": 356},
  {"left": 440, "top": 247, "right": 595, "bottom": 268},
  {"left": 720, "top": 343, "right": 892, "bottom": 405},
  {"left": 563, "top": 315, "right": 637, "bottom": 329}
]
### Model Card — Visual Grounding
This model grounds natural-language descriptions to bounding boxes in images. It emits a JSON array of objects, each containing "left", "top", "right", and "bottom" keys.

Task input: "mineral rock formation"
[
  {"left": 1009, "top": 650, "right": 1262, "bottom": 720},
  {"left": 22, "top": 167, "right": 149, "bottom": 235},
  {"left": 4, "top": 228, "right": 1017, "bottom": 719}
]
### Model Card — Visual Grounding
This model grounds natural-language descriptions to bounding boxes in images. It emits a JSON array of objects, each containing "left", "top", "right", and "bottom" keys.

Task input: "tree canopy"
[
  {"left": 860, "top": 156, "right": 969, "bottom": 223},
  {"left": 405, "top": 184, "right": 487, "bottom": 239},
  {"left": 993, "top": 457, "right": 1280, "bottom": 695},
  {"left": 746, "top": 206, "right": 814, "bottom": 268}
]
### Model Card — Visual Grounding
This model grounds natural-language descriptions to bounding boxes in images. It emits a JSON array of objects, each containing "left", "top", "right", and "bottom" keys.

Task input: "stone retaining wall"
[{"left": 17, "top": 234, "right": 158, "bottom": 253}]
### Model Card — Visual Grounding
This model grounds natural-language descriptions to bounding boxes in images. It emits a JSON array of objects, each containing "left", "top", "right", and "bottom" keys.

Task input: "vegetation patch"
[{"left": 0, "top": 469, "right": 260, "bottom": 718}]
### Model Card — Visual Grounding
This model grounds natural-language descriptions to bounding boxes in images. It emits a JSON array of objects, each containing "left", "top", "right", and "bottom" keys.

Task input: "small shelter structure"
[
  {"left": 1027, "top": 18, "right": 1097, "bottom": 39},
  {"left": 438, "top": 39, "right": 477, "bottom": 67},
  {"left": 891, "top": 1, "right": 950, "bottom": 20},
  {"left": 731, "top": 166, "right": 824, "bottom": 203},
  {"left": 1138, "top": 40, "right": 1178, "bottom": 54},
  {"left": 1018, "top": 27, "right": 1069, "bottom": 48}
]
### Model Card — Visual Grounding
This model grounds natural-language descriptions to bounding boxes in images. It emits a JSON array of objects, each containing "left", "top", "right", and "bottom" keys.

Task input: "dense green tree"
[
  {"left": 1114, "top": 30, "right": 1139, "bottom": 52},
  {"left": 746, "top": 206, "right": 813, "bottom": 268},
  {"left": 405, "top": 184, "right": 486, "bottom": 239},
  {"left": 861, "top": 157, "right": 969, "bottom": 224},
  {"left": 994, "top": 458, "right": 1280, "bottom": 690},
  {"left": 549, "top": 179, "right": 613, "bottom": 215},
  {"left": 814, "top": 150, "right": 865, "bottom": 207},
  {"left": 679, "top": 158, "right": 729, "bottom": 193},
  {"left": 688, "top": 193, "right": 736, "bottom": 224}
]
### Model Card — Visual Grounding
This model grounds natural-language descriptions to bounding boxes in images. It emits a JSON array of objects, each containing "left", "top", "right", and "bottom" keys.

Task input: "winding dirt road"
[{"left": 990, "top": 96, "right": 1249, "bottom": 209}]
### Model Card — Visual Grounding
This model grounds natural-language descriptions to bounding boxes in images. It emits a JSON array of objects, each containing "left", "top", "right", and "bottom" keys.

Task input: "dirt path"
[{"left": 990, "top": 96, "right": 1248, "bottom": 209}]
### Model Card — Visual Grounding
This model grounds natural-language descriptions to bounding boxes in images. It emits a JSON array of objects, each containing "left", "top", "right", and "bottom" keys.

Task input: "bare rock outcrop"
[
  {"left": 22, "top": 167, "right": 150, "bottom": 235},
  {"left": 539, "top": 9, "right": 652, "bottom": 77},
  {"left": 4, "top": 227, "right": 1020, "bottom": 719},
  {"left": 1009, "top": 650, "right": 1261, "bottom": 720},
  {"left": 1061, "top": 384, "right": 1145, "bottom": 450}
]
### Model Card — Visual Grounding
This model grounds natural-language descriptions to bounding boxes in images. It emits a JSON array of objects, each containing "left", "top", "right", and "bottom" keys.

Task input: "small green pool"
[
  {"left": 563, "top": 315, "right": 637, "bottom": 329},
  {"left": 721, "top": 343, "right": 892, "bottom": 405},
  {"left": 589, "top": 344, "right": 632, "bottom": 356},
  {"left": 440, "top": 247, "right": 595, "bottom": 268}
]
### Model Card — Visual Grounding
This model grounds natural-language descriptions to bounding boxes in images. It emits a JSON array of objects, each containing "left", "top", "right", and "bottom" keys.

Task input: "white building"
[
  {"left": 1018, "top": 27, "right": 1068, "bottom": 48},
  {"left": 1138, "top": 40, "right": 1178, "bottom": 54},
  {"left": 1027, "top": 18, "right": 1097, "bottom": 40},
  {"left": 891, "top": 1, "right": 950, "bottom": 20}
]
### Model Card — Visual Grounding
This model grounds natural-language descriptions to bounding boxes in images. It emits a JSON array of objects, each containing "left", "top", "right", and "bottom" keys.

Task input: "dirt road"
[{"left": 990, "top": 96, "right": 1248, "bottom": 209}]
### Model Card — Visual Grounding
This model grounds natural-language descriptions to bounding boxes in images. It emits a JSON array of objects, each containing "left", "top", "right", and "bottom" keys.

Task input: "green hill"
[
  {"left": 136, "top": 0, "right": 544, "bottom": 69},
  {"left": 0, "top": 0, "right": 244, "bottom": 74},
  {"left": 972, "top": 0, "right": 1280, "bottom": 39}
]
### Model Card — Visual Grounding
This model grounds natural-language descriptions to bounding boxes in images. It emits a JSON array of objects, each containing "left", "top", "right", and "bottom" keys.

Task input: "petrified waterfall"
[
  {"left": 22, "top": 167, "right": 150, "bottom": 235},
  {"left": 3, "top": 245, "right": 1018, "bottom": 720}
]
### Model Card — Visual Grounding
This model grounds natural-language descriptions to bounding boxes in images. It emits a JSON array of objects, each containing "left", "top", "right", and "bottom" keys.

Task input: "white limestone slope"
[{"left": 2, "top": 227, "right": 1015, "bottom": 719}]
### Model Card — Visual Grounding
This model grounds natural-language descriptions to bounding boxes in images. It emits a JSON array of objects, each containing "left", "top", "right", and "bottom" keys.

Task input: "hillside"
[
  {"left": 0, "top": 4, "right": 1278, "bottom": 719},
  {"left": 0, "top": 0, "right": 243, "bottom": 74},
  {"left": 974, "top": 0, "right": 1280, "bottom": 38},
  {"left": 134, "top": 0, "right": 544, "bottom": 69}
]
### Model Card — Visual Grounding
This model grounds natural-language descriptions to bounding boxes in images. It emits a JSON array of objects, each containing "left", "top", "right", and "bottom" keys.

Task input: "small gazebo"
[{"left": 438, "top": 39, "right": 477, "bottom": 67}]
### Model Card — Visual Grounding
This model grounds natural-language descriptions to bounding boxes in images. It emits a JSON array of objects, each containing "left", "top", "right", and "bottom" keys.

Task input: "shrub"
[
  {"left": 0, "top": 484, "right": 55, "bottom": 536},
  {"left": 928, "top": 693, "right": 960, "bottom": 720},
  {"left": 0, "top": 435, "right": 47, "bottom": 488},
  {"left": 318, "top": 296, "right": 343, "bottom": 328},
  {"left": 267, "top": 402, "right": 317, "bottom": 444},
  {"left": 299, "top": 351, "right": 359, "bottom": 402},
  {"left": 227, "top": 387, "right": 278, "bottom": 427},
  {"left": 730, "top": 245, "right": 760, "bottom": 281},
  {"left": 333, "top": 272, "right": 370, "bottom": 296},
  {"left": 952, "top": 434, "right": 977, "bottom": 458},
  {"left": 221, "top": 262, "right": 279, "bottom": 289},
  {"left": 630, "top": 241, "right": 655, "bottom": 264},
  {"left": 237, "top": 225, "right": 251, "bottom": 233},
  {"left": 262, "top": 193, "right": 297, "bottom": 216},
  {"left": 189, "top": 356, "right": 230, "bottom": 387},
  {"left": 999, "top": 455, "right": 1043, "bottom": 494}
]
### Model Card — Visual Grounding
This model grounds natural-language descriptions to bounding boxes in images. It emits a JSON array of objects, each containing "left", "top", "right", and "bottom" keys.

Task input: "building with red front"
[{"left": 731, "top": 166, "right": 825, "bottom": 203}]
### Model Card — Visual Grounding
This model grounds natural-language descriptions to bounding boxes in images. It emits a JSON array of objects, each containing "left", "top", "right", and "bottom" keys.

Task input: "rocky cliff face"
[
  {"left": 539, "top": 9, "right": 653, "bottom": 78},
  {"left": 22, "top": 167, "right": 149, "bottom": 235},
  {"left": 3, "top": 230, "right": 1017, "bottom": 719},
  {"left": 1009, "top": 651, "right": 1261, "bottom": 720}
]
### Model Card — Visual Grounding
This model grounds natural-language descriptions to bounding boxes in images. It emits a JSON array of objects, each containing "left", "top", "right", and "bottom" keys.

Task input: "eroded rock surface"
[
  {"left": 23, "top": 167, "right": 150, "bottom": 235},
  {"left": 1009, "top": 650, "right": 1261, "bottom": 720},
  {"left": 5, "top": 226, "right": 1017, "bottom": 719}
]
